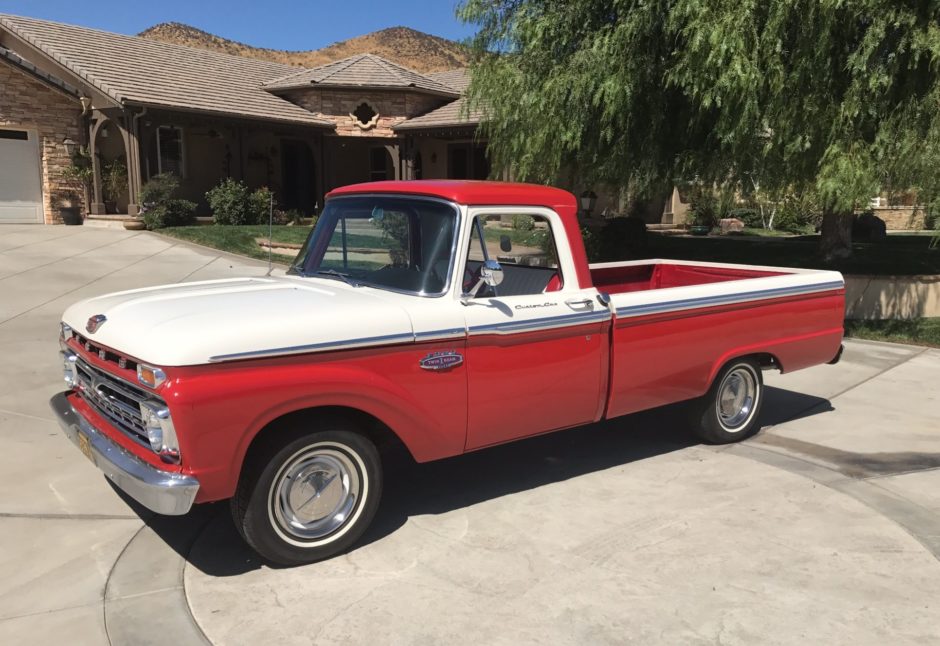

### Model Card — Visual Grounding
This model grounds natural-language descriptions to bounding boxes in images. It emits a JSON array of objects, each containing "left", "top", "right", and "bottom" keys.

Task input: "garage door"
[{"left": 0, "top": 128, "right": 43, "bottom": 223}]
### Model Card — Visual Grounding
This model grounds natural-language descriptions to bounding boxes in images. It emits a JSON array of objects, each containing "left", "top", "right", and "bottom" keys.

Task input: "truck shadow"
[{"left": 140, "top": 385, "right": 833, "bottom": 576}]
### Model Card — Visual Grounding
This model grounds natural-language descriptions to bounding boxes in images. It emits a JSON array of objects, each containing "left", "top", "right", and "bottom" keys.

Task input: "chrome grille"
[{"left": 75, "top": 358, "right": 157, "bottom": 447}]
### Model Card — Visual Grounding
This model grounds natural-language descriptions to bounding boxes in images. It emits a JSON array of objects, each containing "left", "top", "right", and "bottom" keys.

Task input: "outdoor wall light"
[
  {"left": 580, "top": 190, "right": 597, "bottom": 214},
  {"left": 63, "top": 138, "right": 79, "bottom": 156}
]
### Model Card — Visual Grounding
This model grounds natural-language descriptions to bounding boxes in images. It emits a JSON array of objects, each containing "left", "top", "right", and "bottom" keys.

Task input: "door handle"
[{"left": 565, "top": 297, "right": 594, "bottom": 310}]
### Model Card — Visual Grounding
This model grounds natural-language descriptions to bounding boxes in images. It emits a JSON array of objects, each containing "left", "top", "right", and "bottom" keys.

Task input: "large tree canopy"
[{"left": 459, "top": 0, "right": 940, "bottom": 257}]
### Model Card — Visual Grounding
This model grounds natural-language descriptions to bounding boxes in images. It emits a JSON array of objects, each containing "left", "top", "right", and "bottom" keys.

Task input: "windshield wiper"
[{"left": 315, "top": 269, "right": 359, "bottom": 287}]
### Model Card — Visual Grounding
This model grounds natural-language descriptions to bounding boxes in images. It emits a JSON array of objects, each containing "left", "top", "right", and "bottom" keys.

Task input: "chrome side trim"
[
  {"left": 469, "top": 310, "right": 612, "bottom": 336},
  {"left": 49, "top": 392, "right": 199, "bottom": 516},
  {"left": 414, "top": 327, "right": 466, "bottom": 342},
  {"left": 614, "top": 281, "right": 845, "bottom": 319},
  {"left": 208, "top": 332, "right": 416, "bottom": 363}
]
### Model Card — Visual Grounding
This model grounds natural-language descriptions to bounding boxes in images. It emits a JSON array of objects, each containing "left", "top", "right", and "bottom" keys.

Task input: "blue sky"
[{"left": 0, "top": 0, "right": 475, "bottom": 48}]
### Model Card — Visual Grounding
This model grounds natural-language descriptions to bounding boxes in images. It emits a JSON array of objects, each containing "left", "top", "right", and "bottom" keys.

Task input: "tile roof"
[
  {"left": 425, "top": 68, "right": 470, "bottom": 93},
  {"left": 0, "top": 14, "right": 333, "bottom": 127},
  {"left": 263, "top": 53, "right": 459, "bottom": 97},
  {"left": 395, "top": 67, "right": 486, "bottom": 130},
  {"left": 394, "top": 96, "right": 485, "bottom": 131}
]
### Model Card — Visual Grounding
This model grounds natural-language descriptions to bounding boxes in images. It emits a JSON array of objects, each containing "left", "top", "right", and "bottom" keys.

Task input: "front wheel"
[
  {"left": 232, "top": 427, "right": 382, "bottom": 566},
  {"left": 690, "top": 358, "right": 764, "bottom": 444}
]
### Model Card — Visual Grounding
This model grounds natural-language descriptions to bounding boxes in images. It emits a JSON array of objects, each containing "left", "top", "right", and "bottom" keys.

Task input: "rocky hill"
[{"left": 139, "top": 23, "right": 469, "bottom": 73}]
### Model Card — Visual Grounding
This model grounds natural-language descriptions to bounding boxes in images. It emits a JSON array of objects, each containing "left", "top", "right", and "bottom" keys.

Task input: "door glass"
[{"left": 464, "top": 214, "right": 562, "bottom": 297}]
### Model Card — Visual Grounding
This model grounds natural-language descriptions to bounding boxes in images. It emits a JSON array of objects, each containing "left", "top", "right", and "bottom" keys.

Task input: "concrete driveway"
[{"left": 1, "top": 225, "right": 938, "bottom": 645}]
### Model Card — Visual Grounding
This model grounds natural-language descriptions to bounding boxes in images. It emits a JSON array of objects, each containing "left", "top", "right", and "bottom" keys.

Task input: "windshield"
[{"left": 291, "top": 195, "right": 460, "bottom": 296}]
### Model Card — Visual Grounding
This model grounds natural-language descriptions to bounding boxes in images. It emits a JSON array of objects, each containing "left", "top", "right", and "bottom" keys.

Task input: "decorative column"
[{"left": 87, "top": 116, "right": 106, "bottom": 215}]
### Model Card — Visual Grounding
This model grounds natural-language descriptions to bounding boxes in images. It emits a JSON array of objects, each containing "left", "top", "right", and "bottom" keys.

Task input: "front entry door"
[{"left": 461, "top": 209, "right": 609, "bottom": 450}]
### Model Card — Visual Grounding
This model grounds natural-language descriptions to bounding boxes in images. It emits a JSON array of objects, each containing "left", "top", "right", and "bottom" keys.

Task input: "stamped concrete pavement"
[{"left": 1, "top": 225, "right": 938, "bottom": 645}]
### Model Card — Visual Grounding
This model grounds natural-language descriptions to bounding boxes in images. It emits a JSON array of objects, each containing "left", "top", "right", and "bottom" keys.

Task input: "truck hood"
[{"left": 61, "top": 276, "right": 415, "bottom": 366}]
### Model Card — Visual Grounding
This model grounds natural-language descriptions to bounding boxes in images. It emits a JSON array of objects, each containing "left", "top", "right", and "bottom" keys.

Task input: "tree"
[{"left": 458, "top": 0, "right": 940, "bottom": 259}]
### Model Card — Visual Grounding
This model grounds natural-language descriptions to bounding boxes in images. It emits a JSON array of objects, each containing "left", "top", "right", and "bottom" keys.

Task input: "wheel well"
[
  {"left": 753, "top": 352, "right": 783, "bottom": 372},
  {"left": 240, "top": 406, "right": 414, "bottom": 477}
]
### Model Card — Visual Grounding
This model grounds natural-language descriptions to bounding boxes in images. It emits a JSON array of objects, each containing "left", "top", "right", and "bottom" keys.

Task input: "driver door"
[{"left": 461, "top": 209, "right": 609, "bottom": 450}]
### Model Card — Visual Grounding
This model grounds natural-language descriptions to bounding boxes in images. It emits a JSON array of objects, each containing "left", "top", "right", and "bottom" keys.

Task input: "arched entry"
[{"left": 281, "top": 139, "right": 317, "bottom": 215}]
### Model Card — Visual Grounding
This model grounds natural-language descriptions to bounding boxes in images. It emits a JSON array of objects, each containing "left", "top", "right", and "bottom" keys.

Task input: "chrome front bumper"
[{"left": 49, "top": 392, "right": 199, "bottom": 515}]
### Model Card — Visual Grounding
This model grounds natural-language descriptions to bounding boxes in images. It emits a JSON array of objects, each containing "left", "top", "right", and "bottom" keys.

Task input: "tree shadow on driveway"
[{"left": 134, "top": 386, "right": 834, "bottom": 577}]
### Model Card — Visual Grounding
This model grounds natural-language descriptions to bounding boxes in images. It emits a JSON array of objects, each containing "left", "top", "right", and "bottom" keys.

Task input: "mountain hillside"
[{"left": 139, "top": 23, "right": 469, "bottom": 74}]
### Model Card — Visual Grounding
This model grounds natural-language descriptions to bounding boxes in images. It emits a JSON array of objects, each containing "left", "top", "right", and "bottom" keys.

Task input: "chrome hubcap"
[
  {"left": 272, "top": 448, "right": 361, "bottom": 541},
  {"left": 716, "top": 367, "right": 758, "bottom": 431}
]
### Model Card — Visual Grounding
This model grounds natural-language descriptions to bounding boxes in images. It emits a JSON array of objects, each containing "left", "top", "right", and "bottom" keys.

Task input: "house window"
[
  {"left": 155, "top": 126, "right": 184, "bottom": 176},
  {"left": 370, "top": 147, "right": 389, "bottom": 181},
  {"left": 0, "top": 129, "right": 29, "bottom": 141}
]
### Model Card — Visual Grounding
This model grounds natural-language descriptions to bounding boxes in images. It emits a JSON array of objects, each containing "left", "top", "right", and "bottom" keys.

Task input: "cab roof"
[{"left": 327, "top": 180, "right": 577, "bottom": 211}]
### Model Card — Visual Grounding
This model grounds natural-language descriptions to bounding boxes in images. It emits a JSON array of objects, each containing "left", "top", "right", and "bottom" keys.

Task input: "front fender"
[{"left": 164, "top": 344, "right": 467, "bottom": 502}]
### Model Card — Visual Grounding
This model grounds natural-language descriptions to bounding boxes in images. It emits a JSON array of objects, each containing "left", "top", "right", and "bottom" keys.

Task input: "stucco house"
[{"left": 0, "top": 14, "right": 489, "bottom": 225}]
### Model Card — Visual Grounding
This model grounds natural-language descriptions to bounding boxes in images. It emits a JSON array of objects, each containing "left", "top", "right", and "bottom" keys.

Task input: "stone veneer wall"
[
  {"left": 0, "top": 60, "right": 83, "bottom": 223},
  {"left": 284, "top": 89, "right": 446, "bottom": 138},
  {"left": 868, "top": 206, "right": 927, "bottom": 230}
]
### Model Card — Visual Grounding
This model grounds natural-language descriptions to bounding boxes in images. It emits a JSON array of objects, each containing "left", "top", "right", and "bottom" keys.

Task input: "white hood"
[{"left": 61, "top": 276, "right": 415, "bottom": 366}]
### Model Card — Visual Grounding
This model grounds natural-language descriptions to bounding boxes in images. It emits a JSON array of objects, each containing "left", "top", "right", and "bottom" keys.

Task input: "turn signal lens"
[
  {"left": 139, "top": 401, "right": 180, "bottom": 463},
  {"left": 61, "top": 350, "right": 78, "bottom": 387},
  {"left": 137, "top": 363, "right": 166, "bottom": 389}
]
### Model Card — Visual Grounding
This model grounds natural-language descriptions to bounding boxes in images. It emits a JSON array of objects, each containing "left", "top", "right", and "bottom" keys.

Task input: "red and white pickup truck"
[{"left": 52, "top": 181, "right": 845, "bottom": 565}]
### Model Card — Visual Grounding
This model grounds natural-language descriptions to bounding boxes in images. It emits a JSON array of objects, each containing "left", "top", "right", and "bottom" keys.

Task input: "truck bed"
[{"left": 590, "top": 259, "right": 846, "bottom": 419}]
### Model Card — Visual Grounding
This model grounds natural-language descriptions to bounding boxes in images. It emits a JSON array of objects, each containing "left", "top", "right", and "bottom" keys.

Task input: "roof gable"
[
  {"left": 0, "top": 14, "right": 332, "bottom": 127},
  {"left": 263, "top": 53, "right": 459, "bottom": 96}
]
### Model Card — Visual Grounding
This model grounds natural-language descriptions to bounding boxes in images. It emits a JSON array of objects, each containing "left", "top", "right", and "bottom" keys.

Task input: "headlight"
[
  {"left": 60, "top": 350, "right": 78, "bottom": 387},
  {"left": 137, "top": 363, "right": 166, "bottom": 389},
  {"left": 139, "top": 401, "right": 180, "bottom": 463}
]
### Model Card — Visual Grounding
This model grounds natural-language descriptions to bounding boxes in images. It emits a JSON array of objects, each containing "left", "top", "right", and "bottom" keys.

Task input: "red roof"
[{"left": 327, "top": 180, "right": 577, "bottom": 210}]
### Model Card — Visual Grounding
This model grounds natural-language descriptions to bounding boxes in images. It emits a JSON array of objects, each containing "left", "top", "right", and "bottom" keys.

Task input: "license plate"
[{"left": 77, "top": 432, "right": 94, "bottom": 464}]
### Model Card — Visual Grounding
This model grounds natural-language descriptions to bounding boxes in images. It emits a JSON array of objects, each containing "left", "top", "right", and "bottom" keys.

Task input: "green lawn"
[
  {"left": 158, "top": 225, "right": 313, "bottom": 264},
  {"left": 642, "top": 232, "right": 939, "bottom": 275},
  {"left": 844, "top": 318, "right": 940, "bottom": 348}
]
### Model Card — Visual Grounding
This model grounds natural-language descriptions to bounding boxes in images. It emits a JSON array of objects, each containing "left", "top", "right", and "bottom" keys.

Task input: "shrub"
[
  {"left": 247, "top": 186, "right": 274, "bottom": 224},
  {"left": 139, "top": 173, "right": 194, "bottom": 230},
  {"left": 206, "top": 178, "right": 251, "bottom": 225},
  {"left": 597, "top": 216, "right": 647, "bottom": 261},
  {"left": 275, "top": 208, "right": 305, "bottom": 225},
  {"left": 512, "top": 214, "right": 535, "bottom": 231},
  {"left": 580, "top": 226, "right": 601, "bottom": 262},
  {"left": 206, "top": 179, "right": 275, "bottom": 225},
  {"left": 688, "top": 191, "right": 719, "bottom": 228},
  {"left": 140, "top": 173, "right": 179, "bottom": 209},
  {"left": 729, "top": 207, "right": 762, "bottom": 228},
  {"left": 142, "top": 199, "right": 196, "bottom": 230}
]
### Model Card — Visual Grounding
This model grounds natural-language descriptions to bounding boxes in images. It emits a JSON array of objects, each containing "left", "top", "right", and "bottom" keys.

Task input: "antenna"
[{"left": 266, "top": 192, "right": 274, "bottom": 276}]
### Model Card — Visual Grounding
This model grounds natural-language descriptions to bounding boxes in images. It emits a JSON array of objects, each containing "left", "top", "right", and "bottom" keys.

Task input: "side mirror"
[
  {"left": 461, "top": 260, "right": 504, "bottom": 304},
  {"left": 480, "top": 259, "right": 504, "bottom": 287},
  {"left": 499, "top": 235, "right": 512, "bottom": 252}
]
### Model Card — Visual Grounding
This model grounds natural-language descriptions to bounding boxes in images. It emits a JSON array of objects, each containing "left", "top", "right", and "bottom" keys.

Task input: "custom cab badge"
[
  {"left": 86, "top": 314, "right": 107, "bottom": 334},
  {"left": 419, "top": 351, "right": 464, "bottom": 371}
]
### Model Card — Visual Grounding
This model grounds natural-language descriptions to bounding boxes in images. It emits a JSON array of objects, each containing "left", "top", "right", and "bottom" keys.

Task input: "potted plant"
[
  {"left": 58, "top": 193, "right": 83, "bottom": 225},
  {"left": 102, "top": 156, "right": 128, "bottom": 214},
  {"left": 60, "top": 148, "right": 93, "bottom": 225}
]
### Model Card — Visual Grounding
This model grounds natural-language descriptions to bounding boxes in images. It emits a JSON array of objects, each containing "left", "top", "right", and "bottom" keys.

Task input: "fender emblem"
[
  {"left": 419, "top": 351, "right": 463, "bottom": 371},
  {"left": 86, "top": 314, "right": 107, "bottom": 334}
]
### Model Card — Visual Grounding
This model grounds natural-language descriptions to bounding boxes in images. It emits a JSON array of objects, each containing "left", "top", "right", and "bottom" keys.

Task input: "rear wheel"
[
  {"left": 232, "top": 426, "right": 382, "bottom": 566},
  {"left": 690, "top": 358, "right": 764, "bottom": 444}
]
